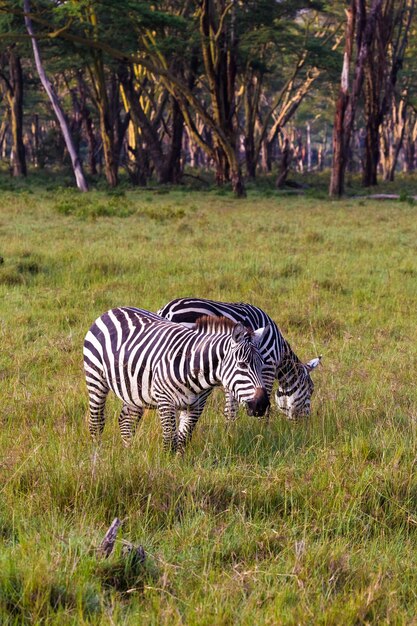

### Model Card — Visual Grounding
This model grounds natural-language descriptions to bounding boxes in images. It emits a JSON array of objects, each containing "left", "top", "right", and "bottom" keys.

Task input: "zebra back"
[{"left": 157, "top": 296, "right": 298, "bottom": 367}]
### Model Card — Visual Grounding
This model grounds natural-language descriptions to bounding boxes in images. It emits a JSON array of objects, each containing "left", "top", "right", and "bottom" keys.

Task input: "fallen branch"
[
  {"left": 122, "top": 540, "right": 146, "bottom": 565},
  {"left": 98, "top": 517, "right": 122, "bottom": 558},
  {"left": 355, "top": 194, "right": 417, "bottom": 201}
]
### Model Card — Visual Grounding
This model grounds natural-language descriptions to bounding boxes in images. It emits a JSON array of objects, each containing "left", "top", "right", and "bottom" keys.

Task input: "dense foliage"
[{"left": 0, "top": 0, "right": 415, "bottom": 195}]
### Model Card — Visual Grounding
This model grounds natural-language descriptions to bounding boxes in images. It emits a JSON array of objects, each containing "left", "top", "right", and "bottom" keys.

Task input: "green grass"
[{"left": 1, "top": 176, "right": 417, "bottom": 624}]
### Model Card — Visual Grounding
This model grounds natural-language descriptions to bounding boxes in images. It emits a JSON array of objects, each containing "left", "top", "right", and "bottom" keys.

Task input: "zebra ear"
[
  {"left": 231, "top": 322, "right": 247, "bottom": 344},
  {"left": 252, "top": 324, "right": 270, "bottom": 346},
  {"left": 305, "top": 355, "right": 322, "bottom": 371}
]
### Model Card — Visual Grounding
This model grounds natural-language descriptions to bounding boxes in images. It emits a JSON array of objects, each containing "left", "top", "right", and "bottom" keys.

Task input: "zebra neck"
[
  {"left": 188, "top": 334, "right": 224, "bottom": 387},
  {"left": 276, "top": 354, "right": 303, "bottom": 392}
]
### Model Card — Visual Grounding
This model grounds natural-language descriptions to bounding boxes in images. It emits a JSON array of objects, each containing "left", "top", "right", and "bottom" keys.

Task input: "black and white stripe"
[
  {"left": 83, "top": 307, "right": 269, "bottom": 452},
  {"left": 157, "top": 297, "right": 321, "bottom": 420}
]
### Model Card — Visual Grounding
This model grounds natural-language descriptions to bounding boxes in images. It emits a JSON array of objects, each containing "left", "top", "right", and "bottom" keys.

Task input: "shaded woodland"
[{"left": 0, "top": 0, "right": 416, "bottom": 196}]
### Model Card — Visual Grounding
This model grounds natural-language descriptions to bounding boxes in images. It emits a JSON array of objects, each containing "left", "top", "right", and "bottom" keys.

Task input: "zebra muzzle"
[{"left": 246, "top": 387, "right": 270, "bottom": 417}]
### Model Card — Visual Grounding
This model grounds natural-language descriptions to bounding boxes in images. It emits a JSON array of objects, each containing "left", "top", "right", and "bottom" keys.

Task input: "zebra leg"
[
  {"left": 224, "top": 390, "right": 238, "bottom": 422},
  {"left": 177, "top": 394, "right": 210, "bottom": 455},
  {"left": 157, "top": 401, "right": 178, "bottom": 453},
  {"left": 118, "top": 404, "right": 143, "bottom": 447},
  {"left": 85, "top": 372, "right": 109, "bottom": 441}
]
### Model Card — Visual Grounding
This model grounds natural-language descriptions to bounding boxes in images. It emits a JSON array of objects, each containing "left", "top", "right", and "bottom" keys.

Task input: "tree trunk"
[
  {"left": 211, "top": 144, "right": 226, "bottom": 186},
  {"left": 306, "top": 122, "right": 311, "bottom": 172},
  {"left": 8, "top": 48, "right": 26, "bottom": 177},
  {"left": 0, "top": 116, "right": 8, "bottom": 158},
  {"left": 23, "top": 0, "right": 88, "bottom": 191},
  {"left": 320, "top": 123, "right": 328, "bottom": 171},
  {"left": 243, "top": 75, "right": 261, "bottom": 179},
  {"left": 85, "top": 116, "right": 97, "bottom": 176},
  {"left": 30, "top": 114, "right": 40, "bottom": 167},
  {"left": 118, "top": 64, "right": 171, "bottom": 184},
  {"left": 0, "top": 47, "right": 27, "bottom": 176},
  {"left": 262, "top": 139, "right": 274, "bottom": 173},
  {"left": 404, "top": 139, "right": 415, "bottom": 173},
  {"left": 97, "top": 98, "right": 118, "bottom": 187},
  {"left": 161, "top": 96, "right": 184, "bottom": 184},
  {"left": 74, "top": 72, "right": 96, "bottom": 176},
  {"left": 244, "top": 134, "right": 256, "bottom": 179},
  {"left": 329, "top": 3, "right": 357, "bottom": 197},
  {"left": 329, "top": 0, "right": 382, "bottom": 197},
  {"left": 403, "top": 114, "right": 417, "bottom": 173},
  {"left": 185, "top": 128, "right": 201, "bottom": 169},
  {"left": 276, "top": 138, "right": 292, "bottom": 188},
  {"left": 88, "top": 59, "right": 121, "bottom": 187},
  {"left": 362, "top": 42, "right": 380, "bottom": 186},
  {"left": 363, "top": 84, "right": 380, "bottom": 186},
  {"left": 383, "top": 93, "right": 407, "bottom": 181},
  {"left": 199, "top": 0, "right": 245, "bottom": 197},
  {"left": 169, "top": 97, "right": 185, "bottom": 183},
  {"left": 230, "top": 167, "right": 246, "bottom": 197},
  {"left": 243, "top": 81, "right": 257, "bottom": 178}
]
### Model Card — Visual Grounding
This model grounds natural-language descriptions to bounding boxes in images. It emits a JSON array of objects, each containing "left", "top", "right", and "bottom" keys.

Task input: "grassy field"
[{"left": 1, "top": 174, "right": 417, "bottom": 624}]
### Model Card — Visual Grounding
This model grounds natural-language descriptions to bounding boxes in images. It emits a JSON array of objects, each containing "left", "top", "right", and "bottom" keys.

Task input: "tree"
[
  {"left": 238, "top": 2, "right": 335, "bottom": 178},
  {"left": 0, "top": 43, "right": 26, "bottom": 175},
  {"left": 329, "top": 0, "right": 384, "bottom": 197},
  {"left": 362, "top": 0, "right": 415, "bottom": 186},
  {"left": 23, "top": 0, "right": 88, "bottom": 191},
  {"left": 0, "top": 5, "right": 27, "bottom": 176}
]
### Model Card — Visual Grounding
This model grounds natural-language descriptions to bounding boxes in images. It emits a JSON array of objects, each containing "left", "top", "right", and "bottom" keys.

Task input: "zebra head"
[
  {"left": 275, "top": 356, "right": 321, "bottom": 419},
  {"left": 220, "top": 322, "right": 270, "bottom": 417}
]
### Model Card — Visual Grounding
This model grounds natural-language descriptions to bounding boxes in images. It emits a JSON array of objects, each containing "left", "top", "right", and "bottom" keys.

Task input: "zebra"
[
  {"left": 157, "top": 297, "right": 321, "bottom": 420},
  {"left": 83, "top": 307, "right": 269, "bottom": 453}
]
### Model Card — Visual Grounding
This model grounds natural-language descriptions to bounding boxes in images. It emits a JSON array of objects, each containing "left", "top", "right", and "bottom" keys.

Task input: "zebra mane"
[{"left": 195, "top": 315, "right": 252, "bottom": 335}]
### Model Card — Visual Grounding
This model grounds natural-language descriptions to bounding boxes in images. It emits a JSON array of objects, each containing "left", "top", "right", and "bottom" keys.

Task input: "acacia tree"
[
  {"left": 379, "top": 0, "right": 415, "bottom": 181},
  {"left": 362, "top": 0, "right": 415, "bottom": 185},
  {"left": 0, "top": 5, "right": 27, "bottom": 176},
  {"left": 60, "top": 2, "right": 130, "bottom": 187},
  {"left": 126, "top": 1, "right": 246, "bottom": 195},
  {"left": 141, "top": 0, "right": 245, "bottom": 194},
  {"left": 238, "top": 2, "right": 337, "bottom": 178},
  {"left": 329, "top": 0, "right": 383, "bottom": 197},
  {"left": 118, "top": 4, "right": 198, "bottom": 186},
  {"left": 44, "top": 1, "right": 191, "bottom": 187},
  {"left": 0, "top": 43, "right": 26, "bottom": 175},
  {"left": 118, "top": 63, "right": 186, "bottom": 185},
  {"left": 198, "top": 0, "right": 246, "bottom": 192},
  {"left": 23, "top": 0, "right": 88, "bottom": 190},
  {"left": 148, "top": 1, "right": 330, "bottom": 193}
]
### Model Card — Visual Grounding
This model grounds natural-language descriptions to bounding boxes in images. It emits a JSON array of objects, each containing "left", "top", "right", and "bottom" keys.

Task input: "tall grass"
[{"left": 0, "top": 178, "right": 416, "bottom": 624}]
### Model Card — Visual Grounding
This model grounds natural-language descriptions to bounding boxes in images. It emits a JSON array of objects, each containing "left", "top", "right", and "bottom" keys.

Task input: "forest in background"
[{"left": 0, "top": 0, "right": 416, "bottom": 197}]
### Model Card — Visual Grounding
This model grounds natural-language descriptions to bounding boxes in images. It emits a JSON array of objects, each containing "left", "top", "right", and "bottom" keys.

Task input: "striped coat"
[
  {"left": 83, "top": 307, "right": 269, "bottom": 452},
  {"left": 157, "top": 297, "right": 321, "bottom": 419}
]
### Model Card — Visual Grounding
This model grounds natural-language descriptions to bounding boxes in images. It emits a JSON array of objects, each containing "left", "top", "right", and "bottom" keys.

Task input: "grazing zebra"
[
  {"left": 157, "top": 297, "right": 321, "bottom": 420},
  {"left": 83, "top": 307, "right": 269, "bottom": 453}
]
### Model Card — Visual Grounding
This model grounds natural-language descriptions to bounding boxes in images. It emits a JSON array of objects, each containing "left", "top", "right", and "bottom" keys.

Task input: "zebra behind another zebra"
[
  {"left": 83, "top": 307, "right": 269, "bottom": 453},
  {"left": 157, "top": 297, "right": 321, "bottom": 420}
]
